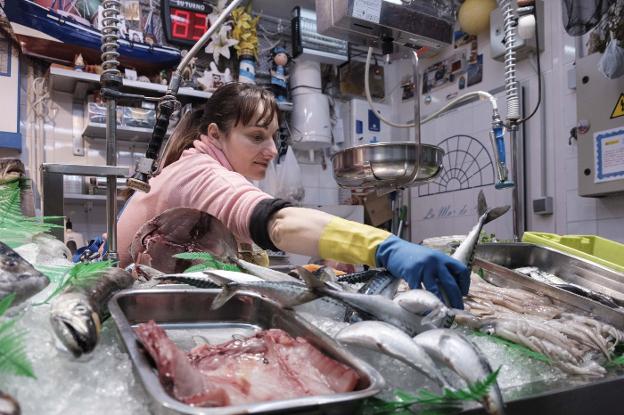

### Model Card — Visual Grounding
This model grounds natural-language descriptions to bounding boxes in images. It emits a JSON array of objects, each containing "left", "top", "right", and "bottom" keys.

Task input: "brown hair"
[{"left": 159, "top": 82, "right": 278, "bottom": 169}]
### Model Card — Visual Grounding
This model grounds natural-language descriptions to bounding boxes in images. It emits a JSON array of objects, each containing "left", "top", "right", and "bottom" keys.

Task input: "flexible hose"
[
  {"left": 364, "top": 47, "right": 499, "bottom": 128},
  {"left": 499, "top": 0, "right": 520, "bottom": 120}
]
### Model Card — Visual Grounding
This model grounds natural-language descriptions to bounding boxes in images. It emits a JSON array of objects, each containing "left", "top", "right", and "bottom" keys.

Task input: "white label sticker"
[
  {"left": 353, "top": 0, "right": 382, "bottom": 24},
  {"left": 593, "top": 127, "right": 624, "bottom": 183}
]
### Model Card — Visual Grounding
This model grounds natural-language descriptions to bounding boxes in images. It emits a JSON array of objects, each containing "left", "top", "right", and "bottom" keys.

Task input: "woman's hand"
[{"left": 375, "top": 235, "right": 470, "bottom": 309}]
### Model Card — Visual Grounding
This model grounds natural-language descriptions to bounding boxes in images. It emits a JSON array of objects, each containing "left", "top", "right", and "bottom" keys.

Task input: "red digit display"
[{"left": 170, "top": 7, "right": 206, "bottom": 41}]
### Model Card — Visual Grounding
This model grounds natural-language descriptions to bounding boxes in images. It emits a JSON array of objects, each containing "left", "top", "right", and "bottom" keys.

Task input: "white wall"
[{"left": 385, "top": 0, "right": 624, "bottom": 243}]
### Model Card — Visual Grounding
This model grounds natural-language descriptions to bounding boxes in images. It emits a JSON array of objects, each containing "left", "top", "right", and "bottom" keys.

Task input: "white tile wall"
[{"left": 391, "top": 0, "right": 624, "bottom": 244}]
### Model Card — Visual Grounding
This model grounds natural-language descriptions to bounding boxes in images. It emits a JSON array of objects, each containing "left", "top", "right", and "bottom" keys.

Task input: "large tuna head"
[
  {"left": 49, "top": 293, "right": 100, "bottom": 358},
  {"left": 0, "top": 241, "right": 50, "bottom": 305}
]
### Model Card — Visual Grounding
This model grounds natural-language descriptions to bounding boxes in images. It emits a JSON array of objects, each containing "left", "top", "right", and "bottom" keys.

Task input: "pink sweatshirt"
[{"left": 117, "top": 137, "right": 272, "bottom": 266}]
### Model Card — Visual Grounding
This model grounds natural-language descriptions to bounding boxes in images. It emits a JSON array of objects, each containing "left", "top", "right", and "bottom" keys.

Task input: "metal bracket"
[{"left": 72, "top": 100, "right": 85, "bottom": 156}]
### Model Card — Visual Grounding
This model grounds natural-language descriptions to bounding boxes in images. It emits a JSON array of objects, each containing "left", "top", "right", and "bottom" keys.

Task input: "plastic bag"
[
  {"left": 274, "top": 148, "right": 305, "bottom": 204},
  {"left": 255, "top": 160, "right": 278, "bottom": 195},
  {"left": 598, "top": 39, "right": 624, "bottom": 79}
]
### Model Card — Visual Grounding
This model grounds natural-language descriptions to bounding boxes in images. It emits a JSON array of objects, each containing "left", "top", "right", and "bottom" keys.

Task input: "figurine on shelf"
[
  {"left": 197, "top": 62, "right": 233, "bottom": 91},
  {"left": 159, "top": 69, "right": 168, "bottom": 85},
  {"left": 238, "top": 53, "right": 256, "bottom": 84},
  {"left": 180, "top": 50, "right": 197, "bottom": 87},
  {"left": 74, "top": 53, "right": 85, "bottom": 71},
  {"left": 269, "top": 46, "right": 291, "bottom": 102},
  {"left": 231, "top": 4, "right": 259, "bottom": 84}
]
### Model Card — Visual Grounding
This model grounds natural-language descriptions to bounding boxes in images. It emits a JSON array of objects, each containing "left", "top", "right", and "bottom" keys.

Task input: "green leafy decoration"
[
  {"left": 359, "top": 368, "right": 501, "bottom": 414},
  {"left": 172, "top": 252, "right": 240, "bottom": 273},
  {"left": 476, "top": 268, "right": 485, "bottom": 280},
  {"left": 0, "top": 294, "right": 35, "bottom": 378},
  {"left": 606, "top": 354, "right": 624, "bottom": 368},
  {"left": 35, "top": 264, "right": 73, "bottom": 285},
  {"left": 472, "top": 330, "right": 551, "bottom": 363},
  {"left": 39, "top": 260, "right": 113, "bottom": 304},
  {"left": 0, "top": 181, "right": 63, "bottom": 248}
]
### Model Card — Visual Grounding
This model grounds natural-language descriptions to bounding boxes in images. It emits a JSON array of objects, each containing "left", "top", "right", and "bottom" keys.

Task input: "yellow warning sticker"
[{"left": 611, "top": 93, "right": 624, "bottom": 119}]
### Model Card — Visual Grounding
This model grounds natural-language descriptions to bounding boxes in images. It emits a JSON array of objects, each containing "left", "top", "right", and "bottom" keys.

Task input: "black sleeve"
[{"left": 250, "top": 198, "right": 293, "bottom": 251}]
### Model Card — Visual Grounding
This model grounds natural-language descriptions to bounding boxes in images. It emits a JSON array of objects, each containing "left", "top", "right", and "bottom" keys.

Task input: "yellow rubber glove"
[{"left": 318, "top": 217, "right": 392, "bottom": 267}]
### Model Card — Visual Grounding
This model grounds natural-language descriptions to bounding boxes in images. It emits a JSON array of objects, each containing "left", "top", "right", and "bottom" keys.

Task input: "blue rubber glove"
[{"left": 375, "top": 235, "right": 471, "bottom": 309}]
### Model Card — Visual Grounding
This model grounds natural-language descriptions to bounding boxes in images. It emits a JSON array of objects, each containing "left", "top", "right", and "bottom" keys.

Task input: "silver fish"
[
  {"left": 299, "top": 267, "right": 433, "bottom": 336},
  {"left": 412, "top": 328, "right": 505, "bottom": 415},
  {"left": 50, "top": 267, "right": 135, "bottom": 357},
  {"left": 0, "top": 390, "right": 20, "bottom": 415},
  {"left": 229, "top": 256, "right": 302, "bottom": 283},
  {"left": 393, "top": 289, "right": 455, "bottom": 328},
  {"left": 451, "top": 190, "right": 509, "bottom": 268},
  {"left": 0, "top": 241, "right": 49, "bottom": 305},
  {"left": 345, "top": 270, "right": 400, "bottom": 323},
  {"left": 336, "top": 321, "right": 451, "bottom": 389},
  {"left": 205, "top": 272, "right": 318, "bottom": 310},
  {"left": 515, "top": 266, "right": 621, "bottom": 309}
]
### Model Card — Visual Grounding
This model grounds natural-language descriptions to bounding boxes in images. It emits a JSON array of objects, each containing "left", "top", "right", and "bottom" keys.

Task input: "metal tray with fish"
[
  {"left": 108, "top": 288, "right": 385, "bottom": 415},
  {"left": 475, "top": 242, "right": 624, "bottom": 324},
  {"left": 466, "top": 243, "right": 624, "bottom": 414}
]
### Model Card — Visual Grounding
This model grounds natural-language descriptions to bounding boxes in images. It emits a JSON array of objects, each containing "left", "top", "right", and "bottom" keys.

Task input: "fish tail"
[
  {"left": 477, "top": 190, "right": 488, "bottom": 216},
  {"left": 483, "top": 205, "right": 511, "bottom": 225},
  {"left": 297, "top": 266, "right": 325, "bottom": 290},
  {"left": 210, "top": 284, "right": 238, "bottom": 310}
]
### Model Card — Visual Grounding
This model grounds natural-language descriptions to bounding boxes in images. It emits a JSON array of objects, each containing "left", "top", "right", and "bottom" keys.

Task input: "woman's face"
[{"left": 216, "top": 106, "right": 279, "bottom": 180}]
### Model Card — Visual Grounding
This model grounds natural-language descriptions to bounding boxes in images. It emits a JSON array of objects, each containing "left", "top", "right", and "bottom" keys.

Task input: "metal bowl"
[{"left": 331, "top": 142, "right": 444, "bottom": 191}]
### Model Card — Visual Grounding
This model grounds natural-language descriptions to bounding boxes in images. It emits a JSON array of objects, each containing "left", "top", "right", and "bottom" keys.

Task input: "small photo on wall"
[
  {"left": 128, "top": 29, "right": 144, "bottom": 44},
  {"left": 467, "top": 54, "right": 483, "bottom": 87},
  {"left": 454, "top": 30, "right": 476, "bottom": 48}
]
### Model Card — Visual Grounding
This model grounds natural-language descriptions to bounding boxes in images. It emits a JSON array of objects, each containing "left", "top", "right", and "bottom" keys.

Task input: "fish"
[
  {"left": 451, "top": 190, "right": 510, "bottom": 268},
  {"left": 345, "top": 269, "right": 400, "bottom": 323},
  {"left": 393, "top": 289, "right": 455, "bottom": 328},
  {"left": 336, "top": 321, "right": 451, "bottom": 389},
  {"left": 205, "top": 272, "right": 318, "bottom": 310},
  {"left": 49, "top": 267, "right": 135, "bottom": 357},
  {"left": 0, "top": 241, "right": 49, "bottom": 306},
  {"left": 298, "top": 267, "right": 434, "bottom": 336},
  {"left": 0, "top": 158, "right": 35, "bottom": 217},
  {"left": 228, "top": 256, "right": 302, "bottom": 283},
  {"left": 514, "top": 266, "right": 621, "bottom": 309},
  {"left": 130, "top": 208, "right": 238, "bottom": 273},
  {"left": 0, "top": 390, "right": 20, "bottom": 415},
  {"left": 412, "top": 328, "right": 505, "bottom": 415}
]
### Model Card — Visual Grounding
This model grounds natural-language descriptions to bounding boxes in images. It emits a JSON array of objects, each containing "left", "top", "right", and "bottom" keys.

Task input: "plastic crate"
[{"left": 522, "top": 232, "right": 624, "bottom": 273}]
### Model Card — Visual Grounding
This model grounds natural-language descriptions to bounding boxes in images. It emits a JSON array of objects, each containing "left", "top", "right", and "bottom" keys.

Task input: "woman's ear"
[{"left": 204, "top": 123, "right": 223, "bottom": 149}]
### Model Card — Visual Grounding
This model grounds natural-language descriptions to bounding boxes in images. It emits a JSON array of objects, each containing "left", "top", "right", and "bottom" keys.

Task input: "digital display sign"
[{"left": 162, "top": 0, "right": 212, "bottom": 47}]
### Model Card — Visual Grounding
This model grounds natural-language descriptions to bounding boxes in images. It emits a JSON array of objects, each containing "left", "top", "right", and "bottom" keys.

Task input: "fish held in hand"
[
  {"left": 451, "top": 190, "right": 510, "bottom": 268},
  {"left": 0, "top": 241, "right": 49, "bottom": 306},
  {"left": 50, "top": 267, "right": 135, "bottom": 357},
  {"left": 393, "top": 289, "right": 455, "bottom": 328}
]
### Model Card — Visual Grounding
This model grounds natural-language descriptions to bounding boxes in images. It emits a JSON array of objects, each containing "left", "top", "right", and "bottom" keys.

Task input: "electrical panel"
[
  {"left": 490, "top": 0, "right": 544, "bottom": 62},
  {"left": 576, "top": 53, "right": 624, "bottom": 197}
]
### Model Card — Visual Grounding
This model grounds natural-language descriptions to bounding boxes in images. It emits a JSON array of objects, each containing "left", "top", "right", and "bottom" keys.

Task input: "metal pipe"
[
  {"left": 510, "top": 125, "right": 525, "bottom": 240},
  {"left": 105, "top": 99, "right": 118, "bottom": 261},
  {"left": 411, "top": 50, "right": 422, "bottom": 181}
]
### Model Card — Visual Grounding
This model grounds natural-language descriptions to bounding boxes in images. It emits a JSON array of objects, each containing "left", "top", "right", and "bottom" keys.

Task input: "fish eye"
[
  {"left": 2, "top": 259, "right": 17, "bottom": 268},
  {"left": 74, "top": 305, "right": 88, "bottom": 313}
]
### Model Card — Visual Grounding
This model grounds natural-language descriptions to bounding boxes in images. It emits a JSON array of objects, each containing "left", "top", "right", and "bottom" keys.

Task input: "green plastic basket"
[{"left": 522, "top": 232, "right": 624, "bottom": 273}]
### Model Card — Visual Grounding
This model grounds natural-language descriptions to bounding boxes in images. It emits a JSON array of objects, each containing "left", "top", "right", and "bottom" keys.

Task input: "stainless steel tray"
[
  {"left": 109, "top": 288, "right": 385, "bottom": 415},
  {"left": 476, "top": 243, "right": 624, "bottom": 322},
  {"left": 469, "top": 243, "right": 624, "bottom": 414}
]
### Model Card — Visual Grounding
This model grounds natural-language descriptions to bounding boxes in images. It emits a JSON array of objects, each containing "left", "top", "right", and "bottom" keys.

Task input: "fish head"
[
  {"left": 50, "top": 293, "right": 100, "bottom": 357},
  {"left": 0, "top": 242, "right": 50, "bottom": 305},
  {"left": 479, "top": 319, "right": 498, "bottom": 336},
  {"left": 0, "top": 158, "right": 25, "bottom": 184}
]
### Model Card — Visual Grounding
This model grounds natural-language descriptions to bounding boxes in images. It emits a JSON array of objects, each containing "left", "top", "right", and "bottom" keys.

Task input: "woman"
[{"left": 117, "top": 83, "right": 470, "bottom": 308}]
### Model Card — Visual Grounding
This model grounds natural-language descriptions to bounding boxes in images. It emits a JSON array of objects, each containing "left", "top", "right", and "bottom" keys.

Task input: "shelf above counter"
[
  {"left": 65, "top": 193, "right": 125, "bottom": 202},
  {"left": 49, "top": 64, "right": 293, "bottom": 111},
  {"left": 82, "top": 122, "right": 170, "bottom": 143}
]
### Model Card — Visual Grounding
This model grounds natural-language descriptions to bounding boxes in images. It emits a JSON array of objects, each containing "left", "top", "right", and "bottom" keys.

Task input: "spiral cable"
[
  {"left": 100, "top": 0, "right": 121, "bottom": 77},
  {"left": 500, "top": 0, "right": 520, "bottom": 121}
]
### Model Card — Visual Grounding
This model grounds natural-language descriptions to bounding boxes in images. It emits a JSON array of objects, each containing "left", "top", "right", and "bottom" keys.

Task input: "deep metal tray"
[
  {"left": 467, "top": 243, "right": 624, "bottom": 414},
  {"left": 109, "top": 288, "right": 385, "bottom": 415}
]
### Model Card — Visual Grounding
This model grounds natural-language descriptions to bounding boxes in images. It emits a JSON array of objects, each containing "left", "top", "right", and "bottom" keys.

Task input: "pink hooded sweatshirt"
[{"left": 117, "top": 137, "right": 272, "bottom": 266}]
